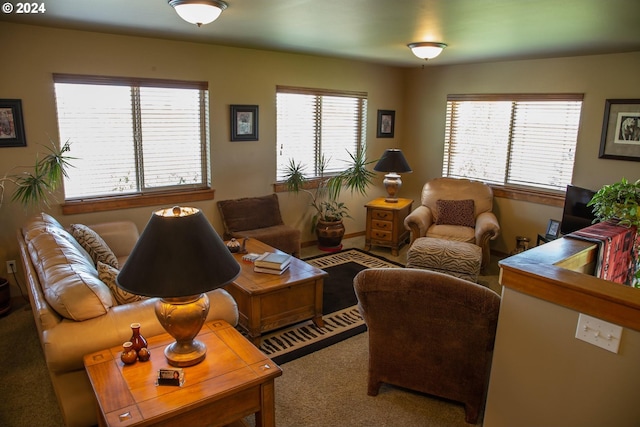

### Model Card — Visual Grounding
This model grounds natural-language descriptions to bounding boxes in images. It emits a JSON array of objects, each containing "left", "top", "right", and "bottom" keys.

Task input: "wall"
[
  {"left": 486, "top": 287, "right": 640, "bottom": 427},
  {"left": 1, "top": 21, "right": 639, "bottom": 291},
  {"left": 0, "top": 22, "right": 398, "bottom": 296},
  {"left": 402, "top": 52, "right": 640, "bottom": 254}
]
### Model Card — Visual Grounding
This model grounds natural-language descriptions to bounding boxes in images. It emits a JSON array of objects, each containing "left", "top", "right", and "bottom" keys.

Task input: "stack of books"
[{"left": 253, "top": 252, "right": 291, "bottom": 275}]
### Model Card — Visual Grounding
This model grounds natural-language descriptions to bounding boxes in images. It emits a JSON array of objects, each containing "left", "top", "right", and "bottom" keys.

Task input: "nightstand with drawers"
[{"left": 364, "top": 198, "right": 413, "bottom": 256}]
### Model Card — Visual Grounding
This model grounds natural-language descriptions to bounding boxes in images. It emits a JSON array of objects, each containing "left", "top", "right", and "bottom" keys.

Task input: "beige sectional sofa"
[{"left": 17, "top": 213, "right": 239, "bottom": 427}]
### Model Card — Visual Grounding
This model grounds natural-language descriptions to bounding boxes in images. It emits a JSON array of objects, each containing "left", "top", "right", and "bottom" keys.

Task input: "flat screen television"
[{"left": 560, "top": 185, "right": 598, "bottom": 235}]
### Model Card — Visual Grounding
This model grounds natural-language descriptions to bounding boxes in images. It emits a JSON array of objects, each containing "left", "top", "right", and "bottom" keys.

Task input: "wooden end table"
[
  {"left": 365, "top": 197, "right": 413, "bottom": 256},
  {"left": 84, "top": 320, "right": 282, "bottom": 427},
  {"left": 224, "top": 239, "right": 328, "bottom": 345}
]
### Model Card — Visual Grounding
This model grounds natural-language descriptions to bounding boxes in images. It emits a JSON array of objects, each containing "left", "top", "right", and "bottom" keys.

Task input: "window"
[
  {"left": 443, "top": 94, "right": 583, "bottom": 192},
  {"left": 53, "top": 74, "right": 209, "bottom": 200},
  {"left": 276, "top": 86, "right": 367, "bottom": 181}
]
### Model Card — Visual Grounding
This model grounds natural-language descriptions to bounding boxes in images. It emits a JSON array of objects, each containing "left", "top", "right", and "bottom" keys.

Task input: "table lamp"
[
  {"left": 117, "top": 206, "right": 240, "bottom": 367},
  {"left": 373, "top": 149, "right": 412, "bottom": 202}
]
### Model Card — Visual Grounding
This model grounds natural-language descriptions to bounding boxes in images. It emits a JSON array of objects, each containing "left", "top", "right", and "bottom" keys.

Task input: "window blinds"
[
  {"left": 276, "top": 86, "right": 367, "bottom": 181},
  {"left": 53, "top": 74, "right": 209, "bottom": 199},
  {"left": 443, "top": 94, "right": 583, "bottom": 191}
]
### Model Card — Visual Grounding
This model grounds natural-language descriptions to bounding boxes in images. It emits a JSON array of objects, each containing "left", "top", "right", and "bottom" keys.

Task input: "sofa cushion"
[
  {"left": 23, "top": 212, "right": 94, "bottom": 265},
  {"left": 218, "top": 194, "right": 284, "bottom": 234},
  {"left": 70, "top": 223, "right": 119, "bottom": 269},
  {"left": 27, "top": 230, "right": 114, "bottom": 321},
  {"left": 436, "top": 199, "right": 476, "bottom": 228},
  {"left": 97, "top": 261, "right": 143, "bottom": 305}
]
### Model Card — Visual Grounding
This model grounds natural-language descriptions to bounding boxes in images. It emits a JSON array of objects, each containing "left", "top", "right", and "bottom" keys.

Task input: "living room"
[{"left": 1, "top": 1, "right": 640, "bottom": 426}]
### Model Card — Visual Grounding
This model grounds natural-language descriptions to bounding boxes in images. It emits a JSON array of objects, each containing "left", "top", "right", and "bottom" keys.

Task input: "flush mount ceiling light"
[
  {"left": 169, "top": 0, "right": 228, "bottom": 27},
  {"left": 407, "top": 42, "right": 447, "bottom": 60}
]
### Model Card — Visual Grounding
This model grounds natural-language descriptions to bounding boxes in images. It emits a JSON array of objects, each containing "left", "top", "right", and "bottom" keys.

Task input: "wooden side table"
[
  {"left": 364, "top": 198, "right": 413, "bottom": 256},
  {"left": 84, "top": 320, "right": 282, "bottom": 427}
]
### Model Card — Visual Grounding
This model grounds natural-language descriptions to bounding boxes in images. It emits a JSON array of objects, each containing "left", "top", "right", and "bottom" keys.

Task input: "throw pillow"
[
  {"left": 70, "top": 224, "right": 119, "bottom": 269},
  {"left": 97, "top": 261, "right": 143, "bottom": 305},
  {"left": 435, "top": 199, "right": 476, "bottom": 228}
]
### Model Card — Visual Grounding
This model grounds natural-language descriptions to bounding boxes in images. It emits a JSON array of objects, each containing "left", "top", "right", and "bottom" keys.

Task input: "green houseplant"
[
  {"left": 587, "top": 177, "right": 640, "bottom": 287},
  {"left": 283, "top": 149, "right": 375, "bottom": 249},
  {"left": 0, "top": 138, "right": 73, "bottom": 210}
]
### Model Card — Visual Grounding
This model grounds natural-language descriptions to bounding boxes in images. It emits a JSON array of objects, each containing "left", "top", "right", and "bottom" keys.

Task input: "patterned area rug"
[{"left": 257, "top": 248, "right": 403, "bottom": 364}]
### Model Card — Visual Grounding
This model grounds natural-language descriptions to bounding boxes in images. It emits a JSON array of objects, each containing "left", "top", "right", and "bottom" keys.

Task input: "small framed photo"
[
  {"left": 598, "top": 99, "right": 640, "bottom": 161},
  {"left": 376, "top": 109, "right": 395, "bottom": 138},
  {"left": 0, "top": 99, "right": 27, "bottom": 148},
  {"left": 230, "top": 105, "right": 259, "bottom": 141},
  {"left": 546, "top": 219, "right": 561, "bottom": 238}
]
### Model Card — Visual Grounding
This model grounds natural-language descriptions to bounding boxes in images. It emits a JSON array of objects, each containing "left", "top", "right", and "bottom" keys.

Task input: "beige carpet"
[
  {"left": 247, "top": 331, "right": 484, "bottom": 427},
  {"left": 0, "top": 302, "right": 65, "bottom": 427}
]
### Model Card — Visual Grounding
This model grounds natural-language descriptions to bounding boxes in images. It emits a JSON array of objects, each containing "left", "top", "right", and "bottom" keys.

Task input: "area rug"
[{"left": 257, "top": 248, "right": 403, "bottom": 364}]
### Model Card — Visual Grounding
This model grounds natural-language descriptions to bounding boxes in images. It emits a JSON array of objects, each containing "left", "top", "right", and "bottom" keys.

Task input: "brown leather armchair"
[
  {"left": 404, "top": 177, "right": 500, "bottom": 268},
  {"left": 354, "top": 268, "right": 501, "bottom": 424}
]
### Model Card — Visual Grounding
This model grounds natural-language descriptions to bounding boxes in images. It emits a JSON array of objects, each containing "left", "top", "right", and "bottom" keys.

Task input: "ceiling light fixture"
[
  {"left": 169, "top": 0, "right": 228, "bottom": 27},
  {"left": 407, "top": 42, "right": 447, "bottom": 60}
]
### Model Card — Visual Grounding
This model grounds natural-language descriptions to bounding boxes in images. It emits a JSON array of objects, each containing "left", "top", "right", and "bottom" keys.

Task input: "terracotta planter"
[
  {"left": 316, "top": 219, "right": 345, "bottom": 251},
  {"left": 0, "top": 277, "right": 10, "bottom": 316}
]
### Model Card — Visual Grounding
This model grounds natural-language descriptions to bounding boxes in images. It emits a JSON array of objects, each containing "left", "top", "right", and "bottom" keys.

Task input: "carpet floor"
[{"left": 247, "top": 331, "right": 483, "bottom": 427}]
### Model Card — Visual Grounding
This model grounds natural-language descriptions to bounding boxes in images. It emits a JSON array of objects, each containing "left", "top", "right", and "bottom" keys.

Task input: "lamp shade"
[
  {"left": 374, "top": 149, "right": 413, "bottom": 173},
  {"left": 117, "top": 206, "right": 240, "bottom": 298},
  {"left": 168, "top": 0, "right": 228, "bottom": 27},
  {"left": 407, "top": 42, "right": 447, "bottom": 60}
]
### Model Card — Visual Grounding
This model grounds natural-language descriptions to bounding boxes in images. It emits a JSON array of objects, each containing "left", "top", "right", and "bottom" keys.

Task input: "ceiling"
[{"left": 2, "top": 0, "right": 640, "bottom": 67}]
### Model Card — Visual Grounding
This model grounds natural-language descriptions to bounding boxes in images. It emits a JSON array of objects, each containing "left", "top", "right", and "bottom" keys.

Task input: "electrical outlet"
[{"left": 6, "top": 260, "right": 16, "bottom": 274}]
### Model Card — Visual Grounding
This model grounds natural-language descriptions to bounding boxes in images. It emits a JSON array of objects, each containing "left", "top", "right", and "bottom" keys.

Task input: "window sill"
[
  {"left": 491, "top": 186, "right": 564, "bottom": 207},
  {"left": 61, "top": 188, "right": 215, "bottom": 215}
]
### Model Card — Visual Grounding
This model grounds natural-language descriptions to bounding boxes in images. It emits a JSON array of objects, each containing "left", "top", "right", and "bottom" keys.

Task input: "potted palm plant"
[
  {"left": 0, "top": 138, "right": 73, "bottom": 209},
  {"left": 283, "top": 149, "right": 375, "bottom": 250},
  {"left": 587, "top": 177, "right": 640, "bottom": 287}
]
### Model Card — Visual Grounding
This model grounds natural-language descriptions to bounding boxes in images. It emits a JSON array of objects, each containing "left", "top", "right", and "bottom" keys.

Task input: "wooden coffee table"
[
  {"left": 225, "top": 239, "right": 328, "bottom": 345},
  {"left": 83, "top": 320, "right": 282, "bottom": 427}
]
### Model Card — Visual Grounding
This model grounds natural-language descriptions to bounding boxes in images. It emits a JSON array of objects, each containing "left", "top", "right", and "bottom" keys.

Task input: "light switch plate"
[{"left": 575, "top": 313, "right": 622, "bottom": 353}]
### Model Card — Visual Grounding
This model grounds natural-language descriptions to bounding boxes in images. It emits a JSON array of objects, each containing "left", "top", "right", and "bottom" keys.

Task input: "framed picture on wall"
[
  {"left": 598, "top": 99, "right": 640, "bottom": 161},
  {"left": 376, "top": 109, "right": 395, "bottom": 138},
  {"left": 0, "top": 99, "right": 27, "bottom": 148},
  {"left": 230, "top": 105, "right": 259, "bottom": 141}
]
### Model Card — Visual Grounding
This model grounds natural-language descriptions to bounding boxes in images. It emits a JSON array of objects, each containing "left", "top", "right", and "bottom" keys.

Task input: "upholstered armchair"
[
  {"left": 404, "top": 177, "right": 500, "bottom": 268},
  {"left": 354, "top": 268, "right": 501, "bottom": 424},
  {"left": 217, "top": 194, "right": 301, "bottom": 257}
]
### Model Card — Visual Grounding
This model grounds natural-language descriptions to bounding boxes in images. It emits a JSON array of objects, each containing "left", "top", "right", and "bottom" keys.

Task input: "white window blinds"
[
  {"left": 276, "top": 86, "right": 367, "bottom": 181},
  {"left": 443, "top": 94, "right": 583, "bottom": 191},
  {"left": 53, "top": 74, "right": 209, "bottom": 199}
]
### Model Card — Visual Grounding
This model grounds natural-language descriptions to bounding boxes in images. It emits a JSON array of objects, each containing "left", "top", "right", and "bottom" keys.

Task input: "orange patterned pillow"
[{"left": 435, "top": 199, "right": 476, "bottom": 228}]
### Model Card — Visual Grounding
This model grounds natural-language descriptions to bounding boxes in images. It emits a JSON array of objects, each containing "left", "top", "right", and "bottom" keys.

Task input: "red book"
[{"left": 567, "top": 220, "right": 636, "bottom": 285}]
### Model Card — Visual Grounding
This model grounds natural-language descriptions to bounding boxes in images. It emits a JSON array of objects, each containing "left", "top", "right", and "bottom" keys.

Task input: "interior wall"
[
  {"left": 401, "top": 52, "right": 640, "bottom": 254},
  {"left": 0, "top": 22, "right": 397, "bottom": 293},
  {"left": 484, "top": 287, "right": 640, "bottom": 427}
]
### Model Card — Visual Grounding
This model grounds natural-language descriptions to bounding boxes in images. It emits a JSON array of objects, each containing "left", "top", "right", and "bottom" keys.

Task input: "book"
[
  {"left": 566, "top": 220, "right": 636, "bottom": 285},
  {"left": 241, "top": 253, "right": 261, "bottom": 263},
  {"left": 254, "top": 252, "right": 291, "bottom": 270},
  {"left": 254, "top": 264, "right": 290, "bottom": 275}
]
